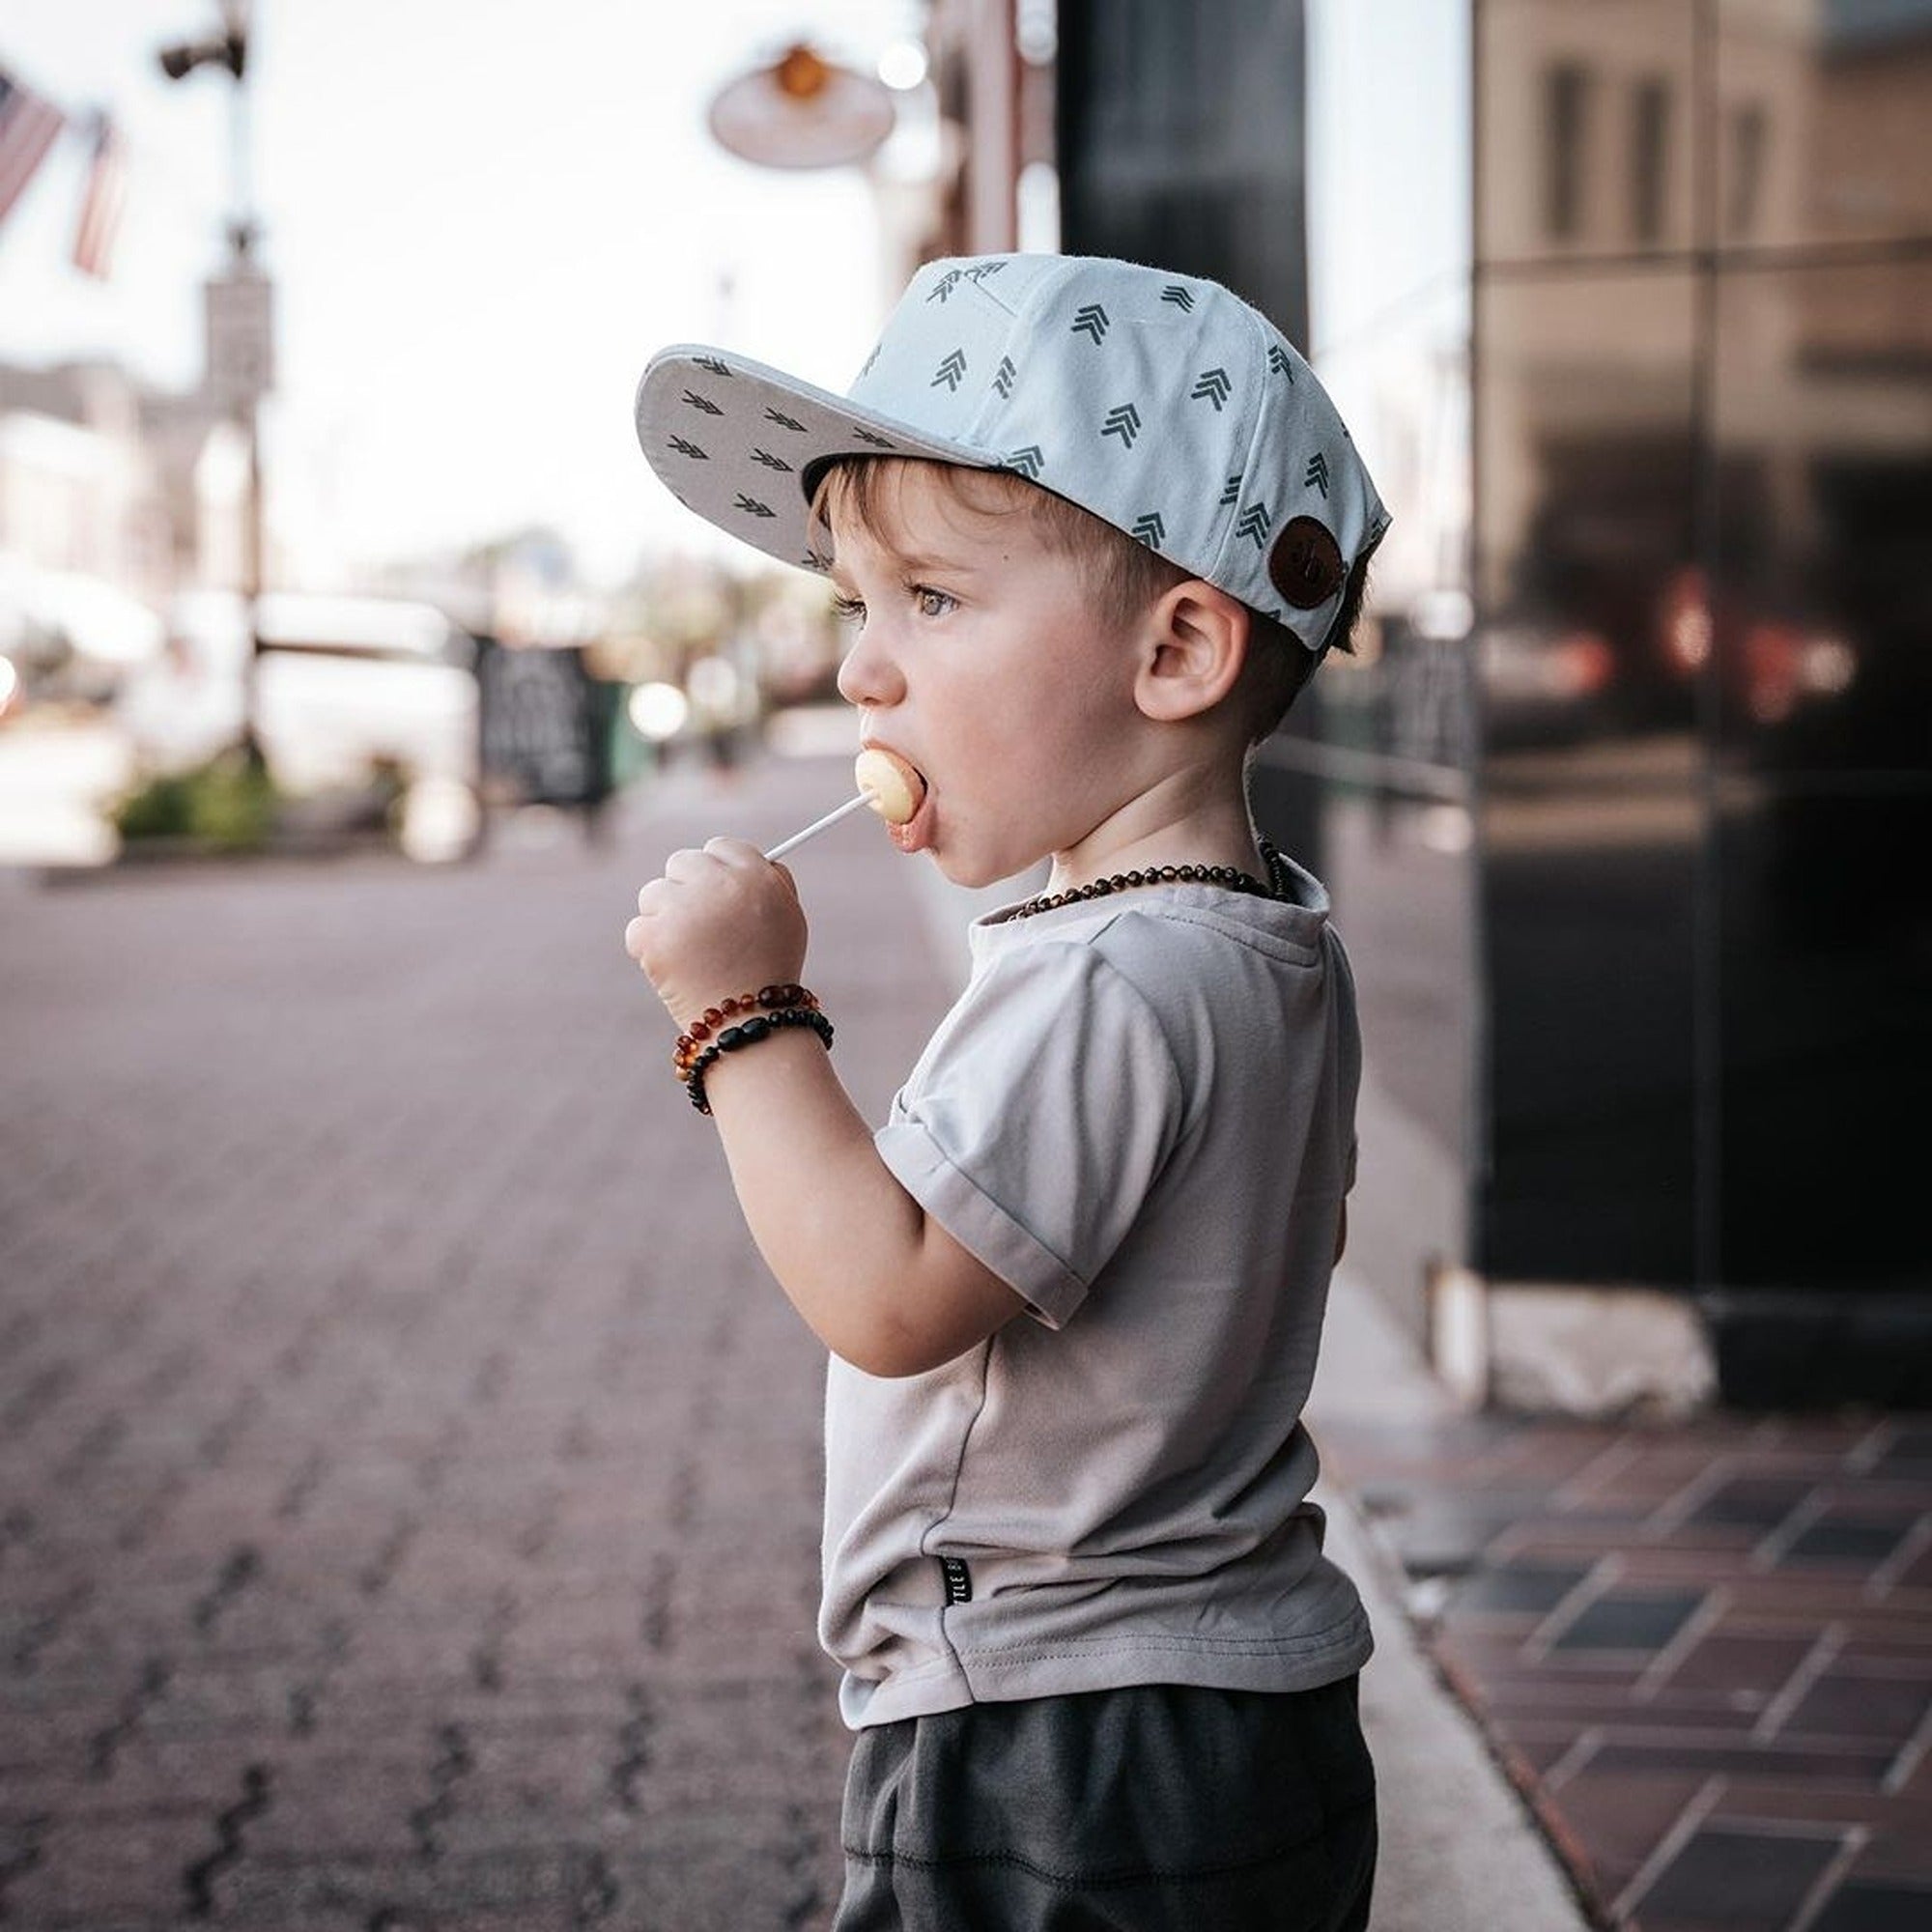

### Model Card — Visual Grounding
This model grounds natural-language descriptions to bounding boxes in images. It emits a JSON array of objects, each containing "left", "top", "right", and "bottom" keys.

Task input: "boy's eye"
[
  {"left": 913, "top": 585, "right": 956, "bottom": 617},
  {"left": 829, "top": 593, "right": 866, "bottom": 625}
]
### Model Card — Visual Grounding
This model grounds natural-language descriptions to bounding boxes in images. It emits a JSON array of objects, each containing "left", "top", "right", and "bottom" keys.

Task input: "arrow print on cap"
[
  {"left": 681, "top": 390, "right": 724, "bottom": 416},
  {"left": 1236, "top": 501, "right": 1273, "bottom": 549},
  {"left": 1304, "top": 453, "right": 1331, "bottom": 497},
  {"left": 1003, "top": 444, "right": 1044, "bottom": 478},
  {"left": 693, "top": 355, "right": 732, "bottom": 377},
  {"left": 733, "top": 495, "right": 777, "bottom": 519},
  {"left": 1101, "top": 403, "right": 1142, "bottom": 448},
  {"left": 667, "top": 437, "right": 708, "bottom": 460},
  {"left": 993, "top": 355, "right": 1017, "bottom": 398},
  {"left": 1131, "top": 512, "right": 1166, "bottom": 547},
  {"left": 1160, "top": 284, "right": 1196, "bottom": 311},
  {"left": 1220, "top": 474, "right": 1242, "bottom": 506},
  {"left": 932, "top": 350, "right": 968, "bottom": 391},
  {"left": 1191, "top": 368, "right": 1232, "bottom": 412},
  {"left": 764, "top": 407, "right": 807, "bottom": 432},
  {"left": 751, "top": 448, "right": 794, "bottom": 472},
  {"left": 850, "top": 426, "right": 895, "bottom": 448},
  {"left": 1266, "top": 345, "right": 1295, "bottom": 382},
  {"left": 1071, "top": 303, "right": 1111, "bottom": 344}
]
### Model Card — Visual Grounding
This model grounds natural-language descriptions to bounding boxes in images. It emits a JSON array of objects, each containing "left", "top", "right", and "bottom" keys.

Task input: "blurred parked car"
[
  {"left": 117, "top": 591, "right": 479, "bottom": 794},
  {"left": 0, "top": 554, "right": 166, "bottom": 714}
]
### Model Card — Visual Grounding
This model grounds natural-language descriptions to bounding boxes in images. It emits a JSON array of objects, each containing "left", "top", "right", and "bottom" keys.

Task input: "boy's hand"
[{"left": 625, "top": 838, "right": 809, "bottom": 1030}]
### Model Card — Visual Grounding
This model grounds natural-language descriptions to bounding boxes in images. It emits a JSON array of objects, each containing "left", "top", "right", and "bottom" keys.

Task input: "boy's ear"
[{"left": 1133, "top": 580, "right": 1250, "bottom": 724}]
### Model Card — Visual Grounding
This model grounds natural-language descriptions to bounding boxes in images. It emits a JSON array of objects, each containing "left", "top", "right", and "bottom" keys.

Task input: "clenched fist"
[{"left": 624, "top": 838, "right": 810, "bottom": 1032}]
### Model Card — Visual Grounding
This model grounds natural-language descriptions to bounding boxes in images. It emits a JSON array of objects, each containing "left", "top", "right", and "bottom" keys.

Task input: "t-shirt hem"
[{"left": 838, "top": 1606, "right": 1375, "bottom": 1730}]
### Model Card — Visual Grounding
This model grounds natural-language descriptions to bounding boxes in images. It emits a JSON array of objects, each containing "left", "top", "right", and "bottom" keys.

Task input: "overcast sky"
[{"left": 0, "top": 0, "right": 925, "bottom": 585}]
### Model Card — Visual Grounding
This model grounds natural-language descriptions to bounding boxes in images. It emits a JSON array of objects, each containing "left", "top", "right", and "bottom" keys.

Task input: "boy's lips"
[{"left": 888, "top": 780, "right": 936, "bottom": 854}]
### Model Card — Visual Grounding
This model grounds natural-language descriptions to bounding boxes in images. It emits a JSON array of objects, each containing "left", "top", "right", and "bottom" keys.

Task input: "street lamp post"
[{"left": 158, "top": 0, "right": 270, "bottom": 767}]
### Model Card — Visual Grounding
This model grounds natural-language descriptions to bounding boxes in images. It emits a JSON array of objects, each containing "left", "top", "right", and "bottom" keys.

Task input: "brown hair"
[{"left": 809, "top": 456, "right": 1367, "bottom": 746}]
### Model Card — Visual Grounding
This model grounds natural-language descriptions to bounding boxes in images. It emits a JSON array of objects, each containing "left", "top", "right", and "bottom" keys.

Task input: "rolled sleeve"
[{"left": 876, "top": 1119, "right": 1088, "bottom": 1327}]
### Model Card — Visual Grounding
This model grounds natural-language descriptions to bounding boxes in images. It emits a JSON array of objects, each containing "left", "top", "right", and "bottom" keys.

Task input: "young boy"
[{"left": 624, "top": 254, "right": 1388, "bottom": 1931}]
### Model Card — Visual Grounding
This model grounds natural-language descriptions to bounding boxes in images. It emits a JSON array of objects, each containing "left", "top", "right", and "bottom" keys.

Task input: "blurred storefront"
[{"left": 1033, "top": 0, "right": 1932, "bottom": 1407}]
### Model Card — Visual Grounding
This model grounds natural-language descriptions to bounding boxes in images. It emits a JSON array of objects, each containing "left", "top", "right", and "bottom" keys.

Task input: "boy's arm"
[
  {"left": 700, "top": 1031, "right": 1025, "bottom": 1378},
  {"left": 626, "top": 836, "right": 1023, "bottom": 1379}
]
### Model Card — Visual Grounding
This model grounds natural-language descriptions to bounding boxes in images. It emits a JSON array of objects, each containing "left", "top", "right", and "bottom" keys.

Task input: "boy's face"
[{"left": 831, "top": 463, "right": 1146, "bottom": 890}]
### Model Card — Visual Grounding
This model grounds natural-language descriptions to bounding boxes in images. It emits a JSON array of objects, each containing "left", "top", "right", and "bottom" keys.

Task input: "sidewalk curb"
[{"left": 1310, "top": 1277, "right": 1598, "bottom": 1932}]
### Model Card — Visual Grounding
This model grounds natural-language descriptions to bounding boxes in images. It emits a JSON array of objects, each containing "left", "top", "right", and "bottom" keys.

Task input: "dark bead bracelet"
[
  {"left": 673, "top": 982, "right": 820, "bottom": 1073},
  {"left": 684, "top": 1006, "right": 835, "bottom": 1116}
]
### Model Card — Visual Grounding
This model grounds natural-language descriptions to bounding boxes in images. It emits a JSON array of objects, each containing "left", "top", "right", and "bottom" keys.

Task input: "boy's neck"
[{"left": 1046, "top": 765, "right": 1264, "bottom": 896}]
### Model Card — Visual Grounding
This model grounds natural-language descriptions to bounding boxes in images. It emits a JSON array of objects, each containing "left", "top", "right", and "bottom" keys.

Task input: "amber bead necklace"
[{"left": 999, "top": 839, "right": 1292, "bottom": 923}]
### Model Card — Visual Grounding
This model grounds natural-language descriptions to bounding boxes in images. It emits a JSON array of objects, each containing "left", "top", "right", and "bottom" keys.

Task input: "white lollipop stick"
[
  {"left": 764, "top": 749, "right": 926, "bottom": 862},
  {"left": 764, "top": 792, "right": 873, "bottom": 861}
]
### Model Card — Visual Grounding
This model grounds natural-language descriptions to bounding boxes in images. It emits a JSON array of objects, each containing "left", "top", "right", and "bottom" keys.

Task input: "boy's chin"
[
  {"left": 929, "top": 851, "right": 991, "bottom": 890},
  {"left": 933, "top": 849, "right": 1044, "bottom": 895}
]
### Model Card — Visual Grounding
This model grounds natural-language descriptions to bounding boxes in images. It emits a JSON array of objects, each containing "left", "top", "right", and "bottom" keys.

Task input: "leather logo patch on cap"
[{"left": 1268, "top": 516, "right": 1346, "bottom": 610}]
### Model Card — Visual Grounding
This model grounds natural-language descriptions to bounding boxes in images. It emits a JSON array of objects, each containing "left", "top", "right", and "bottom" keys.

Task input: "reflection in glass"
[
  {"left": 1544, "top": 62, "right": 1591, "bottom": 241},
  {"left": 1474, "top": 263, "right": 1701, "bottom": 1287},
  {"left": 1481, "top": 0, "right": 1695, "bottom": 262},
  {"left": 1631, "top": 74, "right": 1672, "bottom": 243},
  {"left": 1713, "top": 257, "right": 1932, "bottom": 774},
  {"left": 1477, "top": 271, "right": 1698, "bottom": 744},
  {"left": 1719, "top": 0, "right": 1932, "bottom": 250},
  {"left": 1726, "top": 99, "right": 1769, "bottom": 240}
]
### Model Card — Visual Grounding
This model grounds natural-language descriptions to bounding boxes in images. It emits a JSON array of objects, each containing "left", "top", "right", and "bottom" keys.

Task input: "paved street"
[
  {"left": 0, "top": 755, "right": 949, "bottom": 1931},
  {"left": 7, "top": 742, "right": 1929, "bottom": 1932}
]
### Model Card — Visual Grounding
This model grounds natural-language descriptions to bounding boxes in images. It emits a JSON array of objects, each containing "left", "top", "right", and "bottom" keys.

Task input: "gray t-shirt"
[{"left": 820, "top": 856, "right": 1372, "bottom": 1728}]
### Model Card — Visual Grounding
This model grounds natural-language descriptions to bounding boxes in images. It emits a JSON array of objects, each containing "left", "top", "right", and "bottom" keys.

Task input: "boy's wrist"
[
  {"left": 670, "top": 981, "right": 819, "bottom": 1065},
  {"left": 670, "top": 980, "right": 835, "bottom": 1117},
  {"left": 684, "top": 1007, "right": 835, "bottom": 1116}
]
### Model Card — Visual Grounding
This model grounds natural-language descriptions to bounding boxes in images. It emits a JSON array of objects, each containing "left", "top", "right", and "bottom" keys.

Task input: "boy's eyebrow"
[{"left": 828, "top": 542, "right": 981, "bottom": 586}]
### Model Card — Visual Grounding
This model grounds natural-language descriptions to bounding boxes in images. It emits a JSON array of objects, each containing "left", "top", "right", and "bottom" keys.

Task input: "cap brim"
[{"left": 635, "top": 345, "right": 994, "bottom": 575}]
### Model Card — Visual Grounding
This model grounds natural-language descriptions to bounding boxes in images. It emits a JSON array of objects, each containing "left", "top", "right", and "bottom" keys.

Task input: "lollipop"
[
  {"left": 853, "top": 748, "right": 923, "bottom": 826},
  {"left": 763, "top": 750, "right": 927, "bottom": 860}
]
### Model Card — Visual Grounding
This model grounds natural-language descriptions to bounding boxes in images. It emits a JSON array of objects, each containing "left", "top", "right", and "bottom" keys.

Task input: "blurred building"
[
  {"left": 0, "top": 362, "right": 175, "bottom": 599},
  {"left": 0, "top": 356, "right": 270, "bottom": 678},
  {"left": 930, "top": 0, "right": 1931, "bottom": 1407}
]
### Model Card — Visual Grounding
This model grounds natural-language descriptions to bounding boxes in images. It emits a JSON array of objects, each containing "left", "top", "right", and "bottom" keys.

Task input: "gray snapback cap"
[{"left": 635, "top": 252, "right": 1388, "bottom": 655}]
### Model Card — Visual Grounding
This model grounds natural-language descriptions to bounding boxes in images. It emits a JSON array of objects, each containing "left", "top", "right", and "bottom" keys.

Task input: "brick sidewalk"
[
  {"left": 14, "top": 746, "right": 1928, "bottom": 1932},
  {"left": 0, "top": 754, "right": 948, "bottom": 1931},
  {"left": 1322, "top": 1410, "right": 1932, "bottom": 1932}
]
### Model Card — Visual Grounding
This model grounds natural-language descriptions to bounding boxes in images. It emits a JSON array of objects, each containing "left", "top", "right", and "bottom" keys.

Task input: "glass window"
[
  {"left": 1474, "top": 270, "right": 1701, "bottom": 1288},
  {"left": 1481, "top": 0, "right": 1695, "bottom": 263},
  {"left": 1631, "top": 75, "right": 1672, "bottom": 243},
  {"left": 1726, "top": 99, "right": 1770, "bottom": 241},
  {"left": 1545, "top": 61, "right": 1591, "bottom": 241},
  {"left": 1718, "top": 785, "right": 1932, "bottom": 1293},
  {"left": 1719, "top": 0, "right": 1932, "bottom": 249},
  {"left": 1477, "top": 270, "right": 1698, "bottom": 745},
  {"left": 1712, "top": 256, "right": 1932, "bottom": 775}
]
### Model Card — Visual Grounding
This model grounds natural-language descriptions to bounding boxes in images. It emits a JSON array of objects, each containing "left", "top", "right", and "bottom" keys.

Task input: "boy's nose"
[{"left": 836, "top": 631, "right": 904, "bottom": 708}]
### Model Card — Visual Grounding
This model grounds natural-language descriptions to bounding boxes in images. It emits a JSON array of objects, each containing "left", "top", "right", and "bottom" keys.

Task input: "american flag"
[
  {"left": 0, "top": 67, "right": 66, "bottom": 230},
  {"left": 71, "top": 113, "right": 127, "bottom": 279}
]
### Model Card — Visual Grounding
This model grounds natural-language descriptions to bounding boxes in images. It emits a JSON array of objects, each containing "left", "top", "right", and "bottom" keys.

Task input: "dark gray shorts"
[{"left": 835, "top": 1675, "right": 1377, "bottom": 1932}]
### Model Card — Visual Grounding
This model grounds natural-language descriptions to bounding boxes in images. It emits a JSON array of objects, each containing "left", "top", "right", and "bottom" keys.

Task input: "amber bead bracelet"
[
  {"left": 672, "top": 983, "right": 819, "bottom": 1077},
  {"left": 682, "top": 1005, "right": 834, "bottom": 1116}
]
